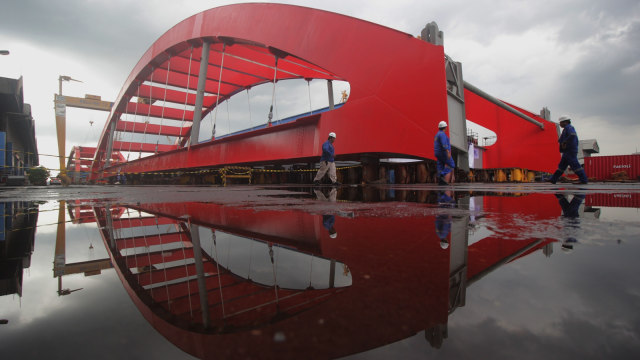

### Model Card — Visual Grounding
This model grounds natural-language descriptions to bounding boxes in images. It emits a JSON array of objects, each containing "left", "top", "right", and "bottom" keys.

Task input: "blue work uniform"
[
  {"left": 556, "top": 193, "right": 585, "bottom": 218},
  {"left": 320, "top": 140, "right": 335, "bottom": 163},
  {"left": 322, "top": 215, "right": 335, "bottom": 231},
  {"left": 435, "top": 214, "right": 452, "bottom": 240},
  {"left": 434, "top": 130, "right": 455, "bottom": 177},
  {"left": 550, "top": 123, "right": 588, "bottom": 183}
]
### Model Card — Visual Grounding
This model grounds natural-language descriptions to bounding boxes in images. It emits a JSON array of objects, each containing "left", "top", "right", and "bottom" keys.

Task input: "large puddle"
[{"left": 1, "top": 185, "right": 639, "bottom": 359}]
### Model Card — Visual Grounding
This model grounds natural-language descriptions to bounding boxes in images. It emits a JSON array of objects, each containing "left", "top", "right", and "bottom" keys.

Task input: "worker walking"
[
  {"left": 434, "top": 121, "right": 455, "bottom": 185},
  {"left": 314, "top": 132, "right": 340, "bottom": 185},
  {"left": 548, "top": 115, "right": 588, "bottom": 184}
]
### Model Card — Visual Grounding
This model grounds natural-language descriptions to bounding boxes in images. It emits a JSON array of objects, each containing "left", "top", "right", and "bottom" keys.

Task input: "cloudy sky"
[{"left": 1, "top": 0, "right": 639, "bottom": 173}]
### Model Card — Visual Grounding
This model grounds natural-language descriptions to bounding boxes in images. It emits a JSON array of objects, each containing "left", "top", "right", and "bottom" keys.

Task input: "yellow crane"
[{"left": 54, "top": 75, "right": 113, "bottom": 184}]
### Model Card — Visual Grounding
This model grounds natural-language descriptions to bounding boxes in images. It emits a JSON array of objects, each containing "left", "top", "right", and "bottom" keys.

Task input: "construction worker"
[
  {"left": 314, "top": 132, "right": 340, "bottom": 185},
  {"left": 434, "top": 121, "right": 455, "bottom": 185},
  {"left": 548, "top": 115, "right": 588, "bottom": 184}
]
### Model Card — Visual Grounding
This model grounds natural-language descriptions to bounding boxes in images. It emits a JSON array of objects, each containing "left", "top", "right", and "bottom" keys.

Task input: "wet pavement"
[{"left": 1, "top": 183, "right": 639, "bottom": 359}]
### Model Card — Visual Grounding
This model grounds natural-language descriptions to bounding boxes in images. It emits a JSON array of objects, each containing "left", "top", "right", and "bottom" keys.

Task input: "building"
[{"left": 0, "top": 76, "right": 39, "bottom": 185}]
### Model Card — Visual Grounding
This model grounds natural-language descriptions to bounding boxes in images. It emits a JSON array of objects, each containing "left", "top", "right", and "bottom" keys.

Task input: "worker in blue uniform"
[
  {"left": 434, "top": 121, "right": 455, "bottom": 185},
  {"left": 314, "top": 132, "right": 340, "bottom": 185},
  {"left": 549, "top": 115, "right": 588, "bottom": 184}
]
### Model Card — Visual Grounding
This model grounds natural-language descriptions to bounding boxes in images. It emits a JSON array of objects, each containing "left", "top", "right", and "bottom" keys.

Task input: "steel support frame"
[{"left": 189, "top": 40, "right": 210, "bottom": 147}]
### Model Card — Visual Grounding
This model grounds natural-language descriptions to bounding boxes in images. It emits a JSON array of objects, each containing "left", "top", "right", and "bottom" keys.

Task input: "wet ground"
[{"left": 1, "top": 183, "right": 639, "bottom": 359}]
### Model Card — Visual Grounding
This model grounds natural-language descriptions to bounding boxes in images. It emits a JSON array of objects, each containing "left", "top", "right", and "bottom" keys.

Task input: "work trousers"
[
  {"left": 314, "top": 161, "right": 337, "bottom": 183},
  {"left": 436, "top": 154, "right": 455, "bottom": 177},
  {"left": 550, "top": 153, "right": 588, "bottom": 183}
]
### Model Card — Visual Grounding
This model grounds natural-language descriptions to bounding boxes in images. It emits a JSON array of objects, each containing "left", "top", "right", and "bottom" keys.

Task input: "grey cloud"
[
  {"left": 557, "top": 0, "right": 640, "bottom": 45},
  {"left": 553, "top": 21, "right": 640, "bottom": 123},
  {"left": 0, "top": 0, "right": 186, "bottom": 86}
]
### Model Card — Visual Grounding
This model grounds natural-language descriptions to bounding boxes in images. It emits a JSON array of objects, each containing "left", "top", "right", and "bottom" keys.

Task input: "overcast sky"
[{"left": 1, "top": 0, "right": 639, "bottom": 173}]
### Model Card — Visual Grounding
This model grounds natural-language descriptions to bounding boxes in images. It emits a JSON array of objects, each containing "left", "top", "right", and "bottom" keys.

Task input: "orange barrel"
[{"left": 511, "top": 168, "right": 523, "bottom": 182}]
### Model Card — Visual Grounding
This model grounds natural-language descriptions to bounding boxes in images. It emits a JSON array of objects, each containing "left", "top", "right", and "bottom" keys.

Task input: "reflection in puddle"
[
  {"left": 0, "top": 201, "right": 38, "bottom": 298},
  {"left": 94, "top": 203, "right": 352, "bottom": 334},
  {"left": 2, "top": 188, "right": 639, "bottom": 359}
]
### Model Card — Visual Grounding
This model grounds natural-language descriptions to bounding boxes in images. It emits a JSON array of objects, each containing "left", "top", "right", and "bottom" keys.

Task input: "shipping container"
[
  {"left": 583, "top": 154, "right": 640, "bottom": 181},
  {"left": 586, "top": 193, "right": 640, "bottom": 208}
]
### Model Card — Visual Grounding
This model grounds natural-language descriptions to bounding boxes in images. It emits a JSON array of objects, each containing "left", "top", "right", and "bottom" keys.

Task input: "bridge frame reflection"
[{"left": 86, "top": 191, "right": 561, "bottom": 359}]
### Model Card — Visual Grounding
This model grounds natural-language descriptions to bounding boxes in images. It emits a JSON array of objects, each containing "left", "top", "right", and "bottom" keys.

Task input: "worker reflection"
[
  {"left": 548, "top": 115, "right": 588, "bottom": 184},
  {"left": 435, "top": 190, "right": 455, "bottom": 249},
  {"left": 555, "top": 192, "right": 585, "bottom": 252},
  {"left": 323, "top": 215, "right": 338, "bottom": 239},
  {"left": 314, "top": 132, "right": 341, "bottom": 186},
  {"left": 434, "top": 121, "right": 455, "bottom": 185},
  {"left": 314, "top": 187, "right": 337, "bottom": 202},
  {"left": 115, "top": 170, "right": 126, "bottom": 185},
  {"left": 556, "top": 192, "right": 585, "bottom": 218},
  {"left": 315, "top": 187, "right": 338, "bottom": 238}
]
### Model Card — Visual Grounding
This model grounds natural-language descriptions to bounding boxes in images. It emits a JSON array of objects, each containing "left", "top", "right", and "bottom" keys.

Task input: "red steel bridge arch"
[{"left": 90, "top": 3, "right": 559, "bottom": 181}]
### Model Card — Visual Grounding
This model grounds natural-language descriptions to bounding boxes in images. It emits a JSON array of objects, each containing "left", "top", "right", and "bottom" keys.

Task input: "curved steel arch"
[
  {"left": 91, "top": 3, "right": 558, "bottom": 180},
  {"left": 90, "top": 3, "right": 449, "bottom": 179}
]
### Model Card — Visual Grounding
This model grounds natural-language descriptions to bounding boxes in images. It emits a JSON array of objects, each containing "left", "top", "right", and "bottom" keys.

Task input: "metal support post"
[
  {"left": 54, "top": 96, "right": 67, "bottom": 179},
  {"left": 327, "top": 80, "right": 334, "bottom": 110},
  {"left": 103, "top": 120, "right": 116, "bottom": 169},
  {"left": 53, "top": 200, "right": 66, "bottom": 278},
  {"left": 189, "top": 224, "right": 210, "bottom": 328},
  {"left": 104, "top": 206, "right": 115, "bottom": 249},
  {"left": 190, "top": 40, "right": 211, "bottom": 147},
  {"left": 449, "top": 196, "right": 469, "bottom": 311},
  {"left": 421, "top": 21, "right": 469, "bottom": 171}
]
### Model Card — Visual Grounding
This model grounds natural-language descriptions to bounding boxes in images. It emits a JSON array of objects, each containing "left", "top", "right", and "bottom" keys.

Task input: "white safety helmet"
[
  {"left": 558, "top": 115, "right": 571, "bottom": 123},
  {"left": 438, "top": 121, "right": 448, "bottom": 129},
  {"left": 329, "top": 132, "right": 336, "bottom": 138}
]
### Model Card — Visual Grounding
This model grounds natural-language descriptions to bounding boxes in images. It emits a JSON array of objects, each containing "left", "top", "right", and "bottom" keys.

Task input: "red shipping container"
[
  {"left": 586, "top": 193, "right": 640, "bottom": 208},
  {"left": 583, "top": 155, "right": 640, "bottom": 181}
]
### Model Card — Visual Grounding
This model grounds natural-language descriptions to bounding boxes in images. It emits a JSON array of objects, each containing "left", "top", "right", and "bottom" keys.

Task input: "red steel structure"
[
  {"left": 91, "top": 193, "right": 559, "bottom": 358},
  {"left": 464, "top": 92, "right": 559, "bottom": 169},
  {"left": 89, "top": 3, "right": 559, "bottom": 181},
  {"left": 68, "top": 146, "right": 124, "bottom": 183}
]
